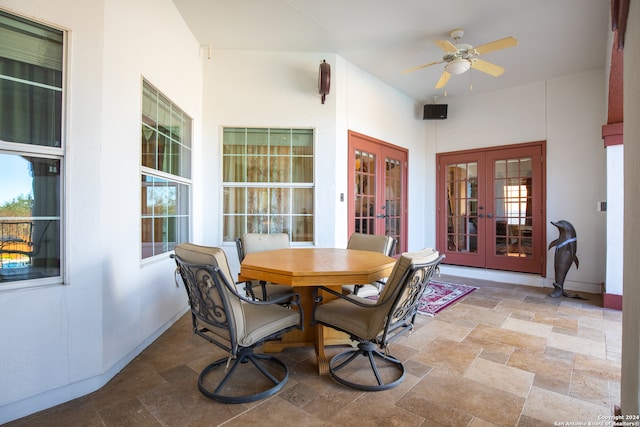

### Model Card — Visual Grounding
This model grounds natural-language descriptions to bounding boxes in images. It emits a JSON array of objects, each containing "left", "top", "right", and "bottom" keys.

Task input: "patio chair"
[
  {"left": 342, "top": 233, "right": 397, "bottom": 297},
  {"left": 0, "top": 220, "right": 52, "bottom": 259},
  {"left": 236, "top": 233, "right": 293, "bottom": 301},
  {"left": 313, "top": 248, "right": 444, "bottom": 391},
  {"left": 172, "top": 243, "right": 303, "bottom": 403}
]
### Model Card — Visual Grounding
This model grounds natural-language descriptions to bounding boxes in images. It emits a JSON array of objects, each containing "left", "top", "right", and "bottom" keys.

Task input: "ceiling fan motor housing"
[{"left": 443, "top": 43, "right": 476, "bottom": 60}]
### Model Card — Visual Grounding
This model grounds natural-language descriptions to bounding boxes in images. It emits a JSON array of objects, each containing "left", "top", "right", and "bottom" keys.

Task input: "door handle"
[
  {"left": 376, "top": 214, "right": 387, "bottom": 218},
  {"left": 478, "top": 214, "right": 484, "bottom": 218},
  {"left": 487, "top": 213, "right": 494, "bottom": 218}
]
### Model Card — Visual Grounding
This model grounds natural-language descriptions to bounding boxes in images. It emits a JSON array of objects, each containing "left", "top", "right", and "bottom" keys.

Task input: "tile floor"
[{"left": 6, "top": 275, "right": 622, "bottom": 427}]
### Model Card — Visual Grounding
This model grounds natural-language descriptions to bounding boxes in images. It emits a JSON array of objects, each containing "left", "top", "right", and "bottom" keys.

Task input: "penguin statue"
[{"left": 548, "top": 220, "right": 583, "bottom": 298}]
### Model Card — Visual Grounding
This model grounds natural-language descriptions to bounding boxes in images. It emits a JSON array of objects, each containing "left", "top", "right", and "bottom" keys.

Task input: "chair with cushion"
[
  {"left": 313, "top": 248, "right": 444, "bottom": 391},
  {"left": 171, "top": 243, "right": 303, "bottom": 403},
  {"left": 236, "top": 233, "right": 293, "bottom": 301},
  {"left": 342, "top": 233, "right": 397, "bottom": 297}
]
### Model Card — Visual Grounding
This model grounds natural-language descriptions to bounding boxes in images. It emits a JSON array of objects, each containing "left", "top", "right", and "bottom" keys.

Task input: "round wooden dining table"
[{"left": 238, "top": 247, "right": 396, "bottom": 375}]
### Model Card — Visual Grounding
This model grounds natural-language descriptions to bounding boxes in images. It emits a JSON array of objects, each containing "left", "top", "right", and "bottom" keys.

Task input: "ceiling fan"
[{"left": 402, "top": 28, "right": 518, "bottom": 89}]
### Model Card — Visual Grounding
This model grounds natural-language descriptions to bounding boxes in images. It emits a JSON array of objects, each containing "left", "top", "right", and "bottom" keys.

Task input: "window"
[
  {"left": 141, "top": 80, "right": 191, "bottom": 259},
  {"left": 222, "top": 127, "right": 314, "bottom": 243},
  {"left": 0, "top": 11, "right": 63, "bottom": 286}
]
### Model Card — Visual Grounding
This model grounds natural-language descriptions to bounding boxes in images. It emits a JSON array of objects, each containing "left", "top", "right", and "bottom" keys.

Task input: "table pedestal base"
[{"left": 262, "top": 286, "right": 352, "bottom": 375}]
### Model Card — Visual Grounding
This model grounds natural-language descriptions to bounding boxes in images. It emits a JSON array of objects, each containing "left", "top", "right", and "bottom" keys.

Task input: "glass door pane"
[
  {"left": 445, "top": 161, "right": 479, "bottom": 254},
  {"left": 493, "top": 158, "right": 533, "bottom": 258},
  {"left": 484, "top": 144, "right": 543, "bottom": 274},
  {"left": 384, "top": 157, "right": 401, "bottom": 254},
  {"left": 354, "top": 149, "right": 376, "bottom": 234}
]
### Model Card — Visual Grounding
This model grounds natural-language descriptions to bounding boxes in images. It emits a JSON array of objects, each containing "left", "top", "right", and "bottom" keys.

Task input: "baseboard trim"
[
  {"left": 603, "top": 293, "right": 623, "bottom": 310},
  {"left": 439, "top": 265, "right": 602, "bottom": 294}
]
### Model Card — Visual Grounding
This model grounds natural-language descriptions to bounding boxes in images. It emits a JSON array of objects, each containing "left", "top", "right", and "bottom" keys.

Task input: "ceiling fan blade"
[
  {"left": 434, "top": 39, "right": 458, "bottom": 53},
  {"left": 473, "top": 36, "right": 518, "bottom": 56},
  {"left": 434, "top": 71, "right": 451, "bottom": 89},
  {"left": 471, "top": 59, "right": 505, "bottom": 77},
  {"left": 401, "top": 60, "right": 443, "bottom": 74}
]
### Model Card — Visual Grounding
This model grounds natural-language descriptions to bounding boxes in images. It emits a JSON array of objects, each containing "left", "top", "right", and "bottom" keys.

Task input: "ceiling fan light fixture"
[{"left": 445, "top": 58, "right": 471, "bottom": 75}]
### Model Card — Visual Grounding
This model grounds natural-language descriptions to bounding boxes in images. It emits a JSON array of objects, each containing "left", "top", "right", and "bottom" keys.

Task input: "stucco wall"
[
  {"left": 0, "top": 0, "right": 202, "bottom": 422},
  {"left": 431, "top": 70, "right": 607, "bottom": 293},
  {"left": 201, "top": 50, "right": 426, "bottom": 276}
]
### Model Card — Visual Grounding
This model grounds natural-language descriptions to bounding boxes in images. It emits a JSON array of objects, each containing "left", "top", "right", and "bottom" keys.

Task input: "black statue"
[{"left": 548, "top": 220, "right": 583, "bottom": 298}]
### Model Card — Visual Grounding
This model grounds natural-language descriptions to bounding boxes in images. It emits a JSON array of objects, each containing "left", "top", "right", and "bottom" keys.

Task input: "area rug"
[
  {"left": 368, "top": 279, "right": 477, "bottom": 316},
  {"left": 417, "top": 280, "right": 477, "bottom": 316}
]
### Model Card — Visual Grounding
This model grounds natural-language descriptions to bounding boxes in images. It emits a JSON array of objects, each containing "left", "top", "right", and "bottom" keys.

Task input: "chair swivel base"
[
  {"left": 198, "top": 347, "right": 289, "bottom": 403},
  {"left": 328, "top": 341, "right": 405, "bottom": 391}
]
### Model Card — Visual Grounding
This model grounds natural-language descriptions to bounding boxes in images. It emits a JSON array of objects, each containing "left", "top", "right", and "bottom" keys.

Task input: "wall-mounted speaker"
[{"left": 423, "top": 104, "right": 448, "bottom": 120}]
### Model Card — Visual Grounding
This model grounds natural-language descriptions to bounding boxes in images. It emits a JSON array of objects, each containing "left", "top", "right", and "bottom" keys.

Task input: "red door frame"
[
  {"left": 436, "top": 141, "right": 546, "bottom": 275},
  {"left": 348, "top": 131, "right": 408, "bottom": 253}
]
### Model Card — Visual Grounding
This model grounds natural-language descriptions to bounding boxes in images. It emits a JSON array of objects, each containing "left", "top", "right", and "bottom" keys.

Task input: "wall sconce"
[{"left": 318, "top": 60, "right": 331, "bottom": 104}]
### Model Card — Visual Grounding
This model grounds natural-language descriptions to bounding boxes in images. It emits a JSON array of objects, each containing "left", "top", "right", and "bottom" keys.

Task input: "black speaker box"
[{"left": 423, "top": 104, "right": 448, "bottom": 120}]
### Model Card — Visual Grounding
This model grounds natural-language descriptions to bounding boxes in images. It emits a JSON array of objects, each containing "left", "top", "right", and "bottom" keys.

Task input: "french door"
[
  {"left": 436, "top": 142, "right": 546, "bottom": 274},
  {"left": 348, "top": 131, "right": 408, "bottom": 255}
]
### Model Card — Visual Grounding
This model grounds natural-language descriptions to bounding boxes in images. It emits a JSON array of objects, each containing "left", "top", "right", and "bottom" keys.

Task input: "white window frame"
[
  {"left": 221, "top": 127, "right": 315, "bottom": 244},
  {"left": 140, "top": 79, "right": 192, "bottom": 260},
  {"left": 0, "top": 10, "right": 66, "bottom": 290}
]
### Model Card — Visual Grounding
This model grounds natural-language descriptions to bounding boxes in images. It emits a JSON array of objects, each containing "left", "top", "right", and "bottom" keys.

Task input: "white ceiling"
[{"left": 172, "top": 0, "right": 610, "bottom": 103}]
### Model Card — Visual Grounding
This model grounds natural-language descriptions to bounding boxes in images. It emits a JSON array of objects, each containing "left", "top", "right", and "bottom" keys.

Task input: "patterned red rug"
[
  {"left": 367, "top": 279, "right": 477, "bottom": 316},
  {"left": 417, "top": 280, "right": 477, "bottom": 316}
]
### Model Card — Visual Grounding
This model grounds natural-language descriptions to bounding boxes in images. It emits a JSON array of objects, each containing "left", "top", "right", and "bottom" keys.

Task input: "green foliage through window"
[{"left": 140, "top": 80, "right": 191, "bottom": 259}]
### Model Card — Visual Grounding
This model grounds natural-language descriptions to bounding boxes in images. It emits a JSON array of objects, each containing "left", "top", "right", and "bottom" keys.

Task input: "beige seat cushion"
[
  {"left": 316, "top": 248, "right": 439, "bottom": 341},
  {"left": 240, "top": 303, "right": 300, "bottom": 347}
]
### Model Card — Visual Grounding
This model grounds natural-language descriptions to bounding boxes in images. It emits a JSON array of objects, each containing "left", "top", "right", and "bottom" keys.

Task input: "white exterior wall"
[
  {"left": 0, "top": 0, "right": 202, "bottom": 422},
  {"left": 431, "top": 70, "right": 607, "bottom": 294},
  {"left": 606, "top": 144, "right": 624, "bottom": 296},
  {"left": 201, "top": 50, "right": 344, "bottom": 274},
  {"left": 344, "top": 62, "right": 429, "bottom": 251},
  {"left": 602, "top": 5, "right": 624, "bottom": 299},
  {"left": 203, "top": 51, "right": 426, "bottom": 276},
  {"left": 545, "top": 70, "right": 607, "bottom": 293}
]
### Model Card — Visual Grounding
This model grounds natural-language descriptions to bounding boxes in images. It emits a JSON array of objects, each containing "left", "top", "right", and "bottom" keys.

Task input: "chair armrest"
[
  {"left": 313, "top": 286, "right": 381, "bottom": 308},
  {"left": 222, "top": 272, "right": 298, "bottom": 306},
  {"left": 220, "top": 271, "right": 304, "bottom": 329}
]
